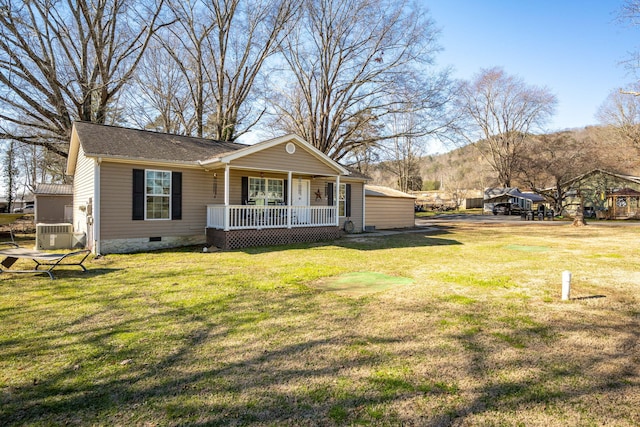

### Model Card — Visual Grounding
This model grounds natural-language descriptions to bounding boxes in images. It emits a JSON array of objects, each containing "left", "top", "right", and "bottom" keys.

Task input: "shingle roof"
[
  {"left": 35, "top": 183, "right": 73, "bottom": 195},
  {"left": 73, "top": 122, "right": 247, "bottom": 163}
]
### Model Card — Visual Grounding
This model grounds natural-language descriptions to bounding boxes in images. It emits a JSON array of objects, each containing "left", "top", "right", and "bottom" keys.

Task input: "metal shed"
[{"left": 34, "top": 183, "right": 73, "bottom": 224}]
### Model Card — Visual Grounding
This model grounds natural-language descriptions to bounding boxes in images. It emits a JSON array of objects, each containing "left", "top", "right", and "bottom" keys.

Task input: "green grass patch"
[
  {"left": 439, "top": 294, "right": 477, "bottom": 305},
  {"left": 436, "top": 272, "right": 517, "bottom": 289},
  {"left": 313, "top": 271, "right": 413, "bottom": 296}
]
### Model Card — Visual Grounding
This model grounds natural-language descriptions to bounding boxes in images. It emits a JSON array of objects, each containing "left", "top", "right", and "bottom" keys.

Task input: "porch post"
[
  {"left": 287, "top": 171, "right": 292, "bottom": 229},
  {"left": 335, "top": 175, "right": 340, "bottom": 227},
  {"left": 224, "top": 164, "right": 230, "bottom": 231}
]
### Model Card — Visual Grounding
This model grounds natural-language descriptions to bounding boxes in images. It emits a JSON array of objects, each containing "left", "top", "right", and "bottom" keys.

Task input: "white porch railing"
[{"left": 207, "top": 205, "right": 337, "bottom": 230}]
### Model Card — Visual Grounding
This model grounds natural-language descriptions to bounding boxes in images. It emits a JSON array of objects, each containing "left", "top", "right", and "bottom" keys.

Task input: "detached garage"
[{"left": 365, "top": 185, "right": 416, "bottom": 230}]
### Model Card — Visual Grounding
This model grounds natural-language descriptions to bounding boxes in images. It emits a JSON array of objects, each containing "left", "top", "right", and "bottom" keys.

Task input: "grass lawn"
[{"left": 1, "top": 222, "right": 639, "bottom": 426}]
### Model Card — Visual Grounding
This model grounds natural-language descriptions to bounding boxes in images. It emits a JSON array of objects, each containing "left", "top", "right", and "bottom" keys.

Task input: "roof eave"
[{"left": 82, "top": 153, "right": 203, "bottom": 169}]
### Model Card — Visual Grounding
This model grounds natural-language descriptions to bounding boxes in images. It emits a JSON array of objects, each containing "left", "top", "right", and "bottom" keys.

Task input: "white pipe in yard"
[{"left": 562, "top": 271, "right": 572, "bottom": 300}]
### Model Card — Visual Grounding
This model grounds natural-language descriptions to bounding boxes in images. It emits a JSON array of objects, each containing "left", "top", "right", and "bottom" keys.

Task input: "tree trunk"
[{"left": 572, "top": 200, "right": 587, "bottom": 227}]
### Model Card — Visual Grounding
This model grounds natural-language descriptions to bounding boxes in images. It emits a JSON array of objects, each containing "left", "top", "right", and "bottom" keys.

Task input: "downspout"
[
  {"left": 335, "top": 175, "right": 340, "bottom": 227},
  {"left": 287, "top": 171, "right": 292, "bottom": 229},
  {"left": 362, "top": 184, "right": 366, "bottom": 232},
  {"left": 93, "top": 158, "right": 101, "bottom": 255}
]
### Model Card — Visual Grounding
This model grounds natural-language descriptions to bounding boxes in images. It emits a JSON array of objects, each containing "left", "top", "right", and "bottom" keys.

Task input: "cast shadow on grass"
[
  {"left": 571, "top": 295, "right": 606, "bottom": 300},
  {"left": 2, "top": 287, "right": 638, "bottom": 425},
  {"left": 428, "top": 307, "right": 639, "bottom": 426},
  {"left": 0, "top": 267, "right": 120, "bottom": 282},
  {"left": 0, "top": 291, "right": 415, "bottom": 426}
]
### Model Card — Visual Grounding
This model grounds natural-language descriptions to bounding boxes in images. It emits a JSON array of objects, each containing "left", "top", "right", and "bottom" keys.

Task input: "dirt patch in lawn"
[{"left": 312, "top": 271, "right": 414, "bottom": 296}]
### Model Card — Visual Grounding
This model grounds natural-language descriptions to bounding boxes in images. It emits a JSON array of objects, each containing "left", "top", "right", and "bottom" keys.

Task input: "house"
[
  {"left": 66, "top": 122, "right": 368, "bottom": 254},
  {"left": 483, "top": 188, "right": 546, "bottom": 213},
  {"left": 555, "top": 169, "right": 640, "bottom": 219},
  {"left": 34, "top": 183, "right": 73, "bottom": 224},
  {"left": 365, "top": 185, "right": 415, "bottom": 230}
]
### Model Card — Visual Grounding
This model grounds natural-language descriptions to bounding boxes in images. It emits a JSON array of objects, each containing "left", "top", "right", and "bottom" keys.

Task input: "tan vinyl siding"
[
  {"left": 226, "top": 170, "right": 335, "bottom": 205},
  {"left": 35, "top": 195, "right": 73, "bottom": 223},
  {"left": 73, "top": 145, "right": 95, "bottom": 235},
  {"left": 231, "top": 142, "right": 338, "bottom": 175},
  {"left": 344, "top": 180, "right": 364, "bottom": 232},
  {"left": 365, "top": 196, "right": 415, "bottom": 229},
  {"left": 100, "top": 162, "right": 217, "bottom": 239}
]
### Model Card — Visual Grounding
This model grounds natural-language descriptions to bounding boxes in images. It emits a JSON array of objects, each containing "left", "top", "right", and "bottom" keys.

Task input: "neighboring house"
[
  {"left": 555, "top": 169, "right": 640, "bottom": 219},
  {"left": 365, "top": 185, "right": 416, "bottom": 230},
  {"left": 66, "top": 122, "right": 367, "bottom": 254},
  {"left": 34, "top": 183, "right": 73, "bottom": 224},
  {"left": 484, "top": 188, "right": 546, "bottom": 213}
]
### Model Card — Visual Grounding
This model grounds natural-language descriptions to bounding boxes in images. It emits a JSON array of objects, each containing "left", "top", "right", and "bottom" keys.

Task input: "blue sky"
[{"left": 427, "top": 0, "right": 638, "bottom": 132}]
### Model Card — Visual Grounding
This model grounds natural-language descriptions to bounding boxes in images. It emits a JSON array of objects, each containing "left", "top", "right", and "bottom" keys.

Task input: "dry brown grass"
[{"left": 0, "top": 222, "right": 639, "bottom": 426}]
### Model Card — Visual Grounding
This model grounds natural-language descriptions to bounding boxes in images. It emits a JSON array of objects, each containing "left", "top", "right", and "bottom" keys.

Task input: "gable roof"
[
  {"left": 199, "top": 134, "right": 350, "bottom": 176},
  {"left": 560, "top": 168, "right": 640, "bottom": 187},
  {"left": 34, "top": 183, "right": 73, "bottom": 195},
  {"left": 67, "top": 122, "right": 351, "bottom": 177}
]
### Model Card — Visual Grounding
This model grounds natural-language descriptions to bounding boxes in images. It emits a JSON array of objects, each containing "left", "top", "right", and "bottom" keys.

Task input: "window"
[
  {"left": 146, "top": 170, "right": 171, "bottom": 219},
  {"left": 248, "top": 177, "right": 284, "bottom": 205},
  {"left": 133, "top": 169, "right": 181, "bottom": 221},
  {"left": 338, "top": 183, "right": 346, "bottom": 216}
]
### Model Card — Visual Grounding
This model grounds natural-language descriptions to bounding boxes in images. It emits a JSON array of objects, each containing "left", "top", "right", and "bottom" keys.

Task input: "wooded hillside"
[{"left": 368, "top": 126, "right": 640, "bottom": 192}]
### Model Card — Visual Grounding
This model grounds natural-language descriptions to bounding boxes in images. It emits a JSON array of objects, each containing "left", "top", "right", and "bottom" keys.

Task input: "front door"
[{"left": 291, "top": 179, "right": 310, "bottom": 223}]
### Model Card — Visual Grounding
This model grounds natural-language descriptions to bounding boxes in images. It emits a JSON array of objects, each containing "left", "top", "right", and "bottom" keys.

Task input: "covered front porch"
[
  {"left": 202, "top": 166, "right": 348, "bottom": 250},
  {"left": 199, "top": 134, "right": 362, "bottom": 250},
  {"left": 207, "top": 204, "right": 337, "bottom": 230}
]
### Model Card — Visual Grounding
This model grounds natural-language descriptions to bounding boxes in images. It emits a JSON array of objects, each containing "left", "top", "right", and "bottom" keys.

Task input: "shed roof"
[
  {"left": 34, "top": 183, "right": 73, "bottom": 195},
  {"left": 365, "top": 185, "right": 416, "bottom": 199},
  {"left": 610, "top": 187, "right": 640, "bottom": 197}
]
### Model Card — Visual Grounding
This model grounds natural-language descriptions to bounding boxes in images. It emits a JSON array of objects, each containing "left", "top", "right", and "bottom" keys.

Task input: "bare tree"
[
  {"left": 269, "top": 0, "right": 448, "bottom": 161},
  {"left": 517, "top": 132, "right": 590, "bottom": 214},
  {"left": 125, "top": 42, "right": 199, "bottom": 135},
  {"left": 148, "top": 0, "right": 298, "bottom": 140},
  {"left": 2, "top": 140, "right": 17, "bottom": 212},
  {"left": 380, "top": 109, "right": 425, "bottom": 193},
  {"left": 619, "top": 0, "right": 640, "bottom": 88},
  {"left": 0, "top": 0, "right": 165, "bottom": 158},
  {"left": 455, "top": 67, "right": 557, "bottom": 187},
  {"left": 596, "top": 85, "right": 640, "bottom": 149}
]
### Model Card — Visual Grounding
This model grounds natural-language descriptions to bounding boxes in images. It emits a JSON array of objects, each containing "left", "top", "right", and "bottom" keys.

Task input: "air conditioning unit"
[{"left": 36, "top": 223, "right": 73, "bottom": 250}]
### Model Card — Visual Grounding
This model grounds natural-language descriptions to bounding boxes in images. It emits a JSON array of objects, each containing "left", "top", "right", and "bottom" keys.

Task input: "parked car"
[
  {"left": 583, "top": 206, "right": 596, "bottom": 218},
  {"left": 13, "top": 202, "right": 34, "bottom": 214},
  {"left": 492, "top": 202, "right": 522, "bottom": 215}
]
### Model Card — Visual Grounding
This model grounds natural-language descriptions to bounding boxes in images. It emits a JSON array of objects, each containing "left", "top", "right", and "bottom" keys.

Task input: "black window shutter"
[
  {"left": 241, "top": 176, "right": 248, "bottom": 204},
  {"left": 327, "top": 182, "right": 334, "bottom": 206},
  {"left": 283, "top": 179, "right": 288, "bottom": 204},
  {"left": 132, "top": 169, "right": 145, "bottom": 220},
  {"left": 345, "top": 184, "right": 352, "bottom": 217},
  {"left": 172, "top": 172, "right": 182, "bottom": 220}
]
